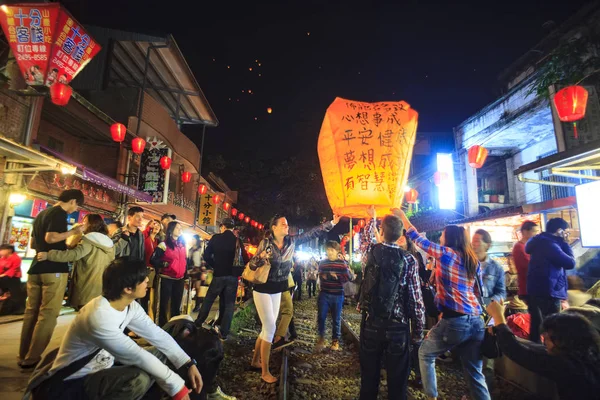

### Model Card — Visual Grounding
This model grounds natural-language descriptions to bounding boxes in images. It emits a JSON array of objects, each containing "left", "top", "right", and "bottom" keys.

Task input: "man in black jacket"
[{"left": 195, "top": 219, "right": 249, "bottom": 339}]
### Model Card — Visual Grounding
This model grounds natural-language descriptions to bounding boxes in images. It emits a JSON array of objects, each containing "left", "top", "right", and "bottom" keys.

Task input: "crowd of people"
[{"left": 5, "top": 188, "right": 600, "bottom": 400}]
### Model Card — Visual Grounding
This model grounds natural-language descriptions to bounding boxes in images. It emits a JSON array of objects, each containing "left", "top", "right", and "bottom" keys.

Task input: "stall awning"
[
  {"left": 515, "top": 139, "right": 600, "bottom": 187},
  {"left": 0, "top": 135, "right": 77, "bottom": 175},
  {"left": 40, "top": 146, "right": 153, "bottom": 203}
]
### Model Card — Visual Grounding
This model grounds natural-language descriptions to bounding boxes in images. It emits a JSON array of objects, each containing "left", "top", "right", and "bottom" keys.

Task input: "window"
[{"left": 538, "top": 151, "right": 575, "bottom": 202}]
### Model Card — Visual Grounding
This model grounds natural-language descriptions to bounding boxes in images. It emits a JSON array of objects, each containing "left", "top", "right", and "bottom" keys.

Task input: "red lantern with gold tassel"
[
  {"left": 468, "top": 146, "right": 488, "bottom": 169},
  {"left": 554, "top": 85, "right": 589, "bottom": 139}
]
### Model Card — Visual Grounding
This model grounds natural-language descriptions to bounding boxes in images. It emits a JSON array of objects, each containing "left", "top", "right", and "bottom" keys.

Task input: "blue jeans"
[
  {"left": 317, "top": 292, "right": 344, "bottom": 340},
  {"left": 195, "top": 276, "right": 238, "bottom": 337},
  {"left": 419, "top": 315, "right": 490, "bottom": 400}
]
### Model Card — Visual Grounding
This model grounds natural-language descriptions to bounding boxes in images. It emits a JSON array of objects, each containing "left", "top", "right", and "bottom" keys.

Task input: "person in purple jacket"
[{"left": 526, "top": 218, "right": 576, "bottom": 343}]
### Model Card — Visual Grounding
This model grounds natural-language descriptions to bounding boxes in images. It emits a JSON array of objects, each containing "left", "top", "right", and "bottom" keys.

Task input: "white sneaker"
[{"left": 207, "top": 386, "right": 237, "bottom": 400}]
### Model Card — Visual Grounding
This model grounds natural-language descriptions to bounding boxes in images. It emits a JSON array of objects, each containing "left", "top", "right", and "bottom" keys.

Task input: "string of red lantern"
[
  {"left": 198, "top": 184, "right": 207, "bottom": 195},
  {"left": 212, "top": 194, "right": 222, "bottom": 205},
  {"left": 231, "top": 208, "right": 238, "bottom": 217},
  {"left": 111, "top": 123, "right": 126, "bottom": 143},
  {"left": 160, "top": 156, "right": 172, "bottom": 170},
  {"left": 244, "top": 216, "right": 251, "bottom": 224},
  {"left": 405, "top": 188, "right": 419, "bottom": 204},
  {"left": 131, "top": 138, "right": 146, "bottom": 154},
  {"left": 238, "top": 213, "right": 245, "bottom": 220},
  {"left": 49, "top": 83, "right": 72, "bottom": 106},
  {"left": 554, "top": 85, "right": 588, "bottom": 139},
  {"left": 223, "top": 202, "right": 231, "bottom": 212},
  {"left": 181, "top": 171, "right": 192, "bottom": 183}
]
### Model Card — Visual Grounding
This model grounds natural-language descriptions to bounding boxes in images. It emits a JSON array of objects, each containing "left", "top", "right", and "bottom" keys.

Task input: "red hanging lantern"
[
  {"left": 433, "top": 171, "right": 449, "bottom": 186},
  {"left": 110, "top": 123, "right": 126, "bottom": 143},
  {"left": 468, "top": 146, "right": 488, "bottom": 169},
  {"left": 231, "top": 208, "right": 238, "bottom": 217},
  {"left": 238, "top": 212, "right": 245, "bottom": 220},
  {"left": 131, "top": 137, "right": 146, "bottom": 154},
  {"left": 358, "top": 219, "right": 366, "bottom": 228},
  {"left": 198, "top": 184, "right": 207, "bottom": 195},
  {"left": 223, "top": 202, "right": 231, "bottom": 211},
  {"left": 181, "top": 171, "right": 192, "bottom": 183},
  {"left": 49, "top": 83, "right": 72, "bottom": 106},
  {"left": 405, "top": 188, "right": 419, "bottom": 204},
  {"left": 160, "top": 156, "right": 172, "bottom": 170},
  {"left": 258, "top": 224, "right": 263, "bottom": 230},
  {"left": 245, "top": 216, "right": 251, "bottom": 224},
  {"left": 353, "top": 225, "right": 361, "bottom": 234},
  {"left": 212, "top": 194, "right": 222, "bottom": 205},
  {"left": 554, "top": 85, "right": 589, "bottom": 139}
]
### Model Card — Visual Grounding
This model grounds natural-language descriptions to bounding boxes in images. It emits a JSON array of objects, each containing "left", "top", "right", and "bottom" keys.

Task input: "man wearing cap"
[{"left": 195, "top": 219, "right": 249, "bottom": 339}]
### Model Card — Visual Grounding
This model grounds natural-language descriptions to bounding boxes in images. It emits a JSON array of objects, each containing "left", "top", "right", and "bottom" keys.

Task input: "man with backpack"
[{"left": 357, "top": 209, "right": 425, "bottom": 400}]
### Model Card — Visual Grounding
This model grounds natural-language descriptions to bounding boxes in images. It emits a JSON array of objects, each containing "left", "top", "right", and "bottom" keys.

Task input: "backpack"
[{"left": 359, "top": 244, "right": 405, "bottom": 320}]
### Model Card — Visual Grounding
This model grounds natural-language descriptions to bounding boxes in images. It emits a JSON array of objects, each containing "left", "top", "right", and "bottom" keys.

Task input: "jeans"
[
  {"left": 317, "top": 292, "right": 344, "bottom": 340},
  {"left": 195, "top": 276, "right": 238, "bottom": 337},
  {"left": 419, "top": 315, "right": 490, "bottom": 400},
  {"left": 359, "top": 315, "right": 410, "bottom": 400},
  {"left": 293, "top": 277, "right": 303, "bottom": 300},
  {"left": 528, "top": 295, "right": 561, "bottom": 343},
  {"left": 20, "top": 272, "right": 68, "bottom": 365},
  {"left": 158, "top": 277, "right": 185, "bottom": 328},
  {"left": 307, "top": 280, "right": 317, "bottom": 297}
]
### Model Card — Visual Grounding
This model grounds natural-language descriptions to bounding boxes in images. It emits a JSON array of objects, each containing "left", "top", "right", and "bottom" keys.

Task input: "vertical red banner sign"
[{"left": 0, "top": 3, "right": 101, "bottom": 86}]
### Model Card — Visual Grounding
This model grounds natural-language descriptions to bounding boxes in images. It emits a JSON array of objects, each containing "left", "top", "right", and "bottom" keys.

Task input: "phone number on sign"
[
  {"left": 51, "top": 57, "right": 74, "bottom": 76},
  {"left": 17, "top": 54, "right": 48, "bottom": 61}
]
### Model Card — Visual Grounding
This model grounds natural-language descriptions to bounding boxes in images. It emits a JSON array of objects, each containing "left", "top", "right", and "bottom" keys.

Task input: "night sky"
[{"left": 74, "top": 0, "right": 590, "bottom": 167}]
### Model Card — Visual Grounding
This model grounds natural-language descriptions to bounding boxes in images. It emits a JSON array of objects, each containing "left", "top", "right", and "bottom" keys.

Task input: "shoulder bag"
[
  {"left": 241, "top": 240, "right": 271, "bottom": 284},
  {"left": 474, "top": 275, "right": 502, "bottom": 359}
]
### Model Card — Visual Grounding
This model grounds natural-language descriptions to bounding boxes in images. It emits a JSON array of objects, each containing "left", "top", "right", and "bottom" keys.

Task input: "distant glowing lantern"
[
  {"left": 251, "top": 220, "right": 257, "bottom": 227},
  {"left": 358, "top": 219, "right": 366, "bottom": 228},
  {"left": 554, "top": 85, "right": 589, "bottom": 139},
  {"left": 49, "top": 83, "right": 72, "bottom": 106},
  {"left": 231, "top": 208, "right": 238, "bottom": 216},
  {"left": 198, "top": 184, "right": 207, "bottom": 195},
  {"left": 258, "top": 224, "right": 263, "bottom": 230},
  {"left": 238, "top": 213, "right": 245, "bottom": 220},
  {"left": 111, "top": 123, "right": 126, "bottom": 143},
  {"left": 223, "top": 202, "right": 231, "bottom": 211},
  {"left": 267, "top": 107, "right": 272, "bottom": 114},
  {"left": 131, "top": 137, "right": 146, "bottom": 154},
  {"left": 318, "top": 97, "right": 418, "bottom": 218},
  {"left": 212, "top": 194, "right": 222, "bottom": 205},
  {"left": 245, "top": 216, "right": 251, "bottom": 224},
  {"left": 468, "top": 146, "right": 488, "bottom": 169},
  {"left": 181, "top": 171, "right": 192, "bottom": 183},
  {"left": 160, "top": 156, "right": 172, "bottom": 170},
  {"left": 433, "top": 171, "right": 448, "bottom": 186},
  {"left": 405, "top": 189, "right": 419, "bottom": 204}
]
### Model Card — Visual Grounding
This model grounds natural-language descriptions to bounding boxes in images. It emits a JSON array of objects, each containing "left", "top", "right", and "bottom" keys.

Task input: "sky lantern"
[
  {"left": 554, "top": 85, "right": 588, "bottom": 139},
  {"left": 468, "top": 145, "right": 488, "bottom": 169},
  {"left": 160, "top": 156, "right": 172, "bottom": 170},
  {"left": 111, "top": 123, "right": 126, "bottom": 143},
  {"left": 49, "top": 83, "right": 72, "bottom": 106},
  {"left": 245, "top": 216, "right": 251, "bottom": 224},
  {"left": 223, "top": 202, "right": 231, "bottom": 211},
  {"left": 433, "top": 171, "right": 448, "bottom": 186},
  {"left": 198, "top": 184, "right": 207, "bottom": 195},
  {"left": 238, "top": 212, "right": 245, "bottom": 220},
  {"left": 317, "top": 97, "right": 419, "bottom": 218},
  {"left": 181, "top": 171, "right": 192, "bottom": 183},
  {"left": 267, "top": 107, "right": 272, "bottom": 114},
  {"left": 405, "top": 188, "right": 419, "bottom": 204},
  {"left": 212, "top": 194, "right": 222, "bottom": 205},
  {"left": 231, "top": 208, "right": 238, "bottom": 217},
  {"left": 131, "top": 137, "right": 146, "bottom": 154}
]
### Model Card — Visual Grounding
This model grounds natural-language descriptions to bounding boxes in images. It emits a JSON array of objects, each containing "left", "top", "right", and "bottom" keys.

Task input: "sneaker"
[
  {"left": 330, "top": 339, "right": 340, "bottom": 351},
  {"left": 314, "top": 337, "right": 325, "bottom": 353},
  {"left": 207, "top": 386, "right": 237, "bottom": 400},
  {"left": 272, "top": 338, "right": 295, "bottom": 352}
]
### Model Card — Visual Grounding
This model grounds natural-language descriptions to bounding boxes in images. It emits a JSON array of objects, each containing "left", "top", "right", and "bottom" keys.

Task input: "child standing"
[{"left": 315, "top": 241, "right": 351, "bottom": 352}]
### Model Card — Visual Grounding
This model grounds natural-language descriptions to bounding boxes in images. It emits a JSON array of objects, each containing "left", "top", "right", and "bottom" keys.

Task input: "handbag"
[
  {"left": 421, "top": 280, "right": 439, "bottom": 318},
  {"left": 474, "top": 275, "right": 502, "bottom": 359},
  {"left": 242, "top": 241, "right": 271, "bottom": 284}
]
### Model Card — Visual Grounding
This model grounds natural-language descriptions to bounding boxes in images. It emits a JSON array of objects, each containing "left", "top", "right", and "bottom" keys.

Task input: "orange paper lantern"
[
  {"left": 181, "top": 171, "right": 192, "bottom": 183},
  {"left": 49, "top": 83, "right": 72, "bottom": 106},
  {"left": 468, "top": 146, "right": 488, "bottom": 169},
  {"left": 405, "top": 189, "right": 419, "bottom": 204},
  {"left": 160, "top": 156, "right": 172, "bottom": 170},
  {"left": 131, "top": 137, "right": 146, "bottom": 154},
  {"left": 318, "top": 97, "right": 419, "bottom": 218},
  {"left": 554, "top": 85, "right": 588, "bottom": 139},
  {"left": 111, "top": 123, "right": 126, "bottom": 143}
]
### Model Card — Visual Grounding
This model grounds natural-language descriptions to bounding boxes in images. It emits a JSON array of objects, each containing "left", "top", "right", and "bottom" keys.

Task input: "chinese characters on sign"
[
  {"left": 198, "top": 193, "right": 218, "bottom": 227},
  {"left": 138, "top": 138, "right": 171, "bottom": 204},
  {"left": 318, "top": 97, "right": 419, "bottom": 218},
  {"left": 0, "top": 3, "right": 101, "bottom": 86}
]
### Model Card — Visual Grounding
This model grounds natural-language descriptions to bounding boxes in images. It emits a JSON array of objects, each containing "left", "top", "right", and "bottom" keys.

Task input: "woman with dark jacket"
[
  {"left": 487, "top": 300, "right": 600, "bottom": 400},
  {"left": 248, "top": 213, "right": 340, "bottom": 383},
  {"left": 151, "top": 221, "right": 187, "bottom": 327}
]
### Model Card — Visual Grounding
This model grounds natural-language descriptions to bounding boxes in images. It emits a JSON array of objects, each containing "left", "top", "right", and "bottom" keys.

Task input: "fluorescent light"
[
  {"left": 437, "top": 153, "right": 456, "bottom": 210},
  {"left": 9, "top": 193, "right": 26, "bottom": 205}
]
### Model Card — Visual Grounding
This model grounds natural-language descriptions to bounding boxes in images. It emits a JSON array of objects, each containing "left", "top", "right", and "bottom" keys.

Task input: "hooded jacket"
[
  {"left": 526, "top": 232, "right": 576, "bottom": 300},
  {"left": 48, "top": 232, "right": 115, "bottom": 307}
]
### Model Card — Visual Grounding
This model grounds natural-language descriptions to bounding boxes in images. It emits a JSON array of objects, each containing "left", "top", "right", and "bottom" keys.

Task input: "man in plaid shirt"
[{"left": 358, "top": 208, "right": 425, "bottom": 400}]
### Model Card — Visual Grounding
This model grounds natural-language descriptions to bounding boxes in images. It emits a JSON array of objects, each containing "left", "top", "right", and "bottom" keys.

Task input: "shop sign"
[
  {"left": 137, "top": 137, "right": 171, "bottom": 204},
  {"left": 198, "top": 192, "right": 217, "bottom": 226},
  {"left": 168, "top": 191, "right": 195, "bottom": 212},
  {"left": 0, "top": 3, "right": 101, "bottom": 86}
]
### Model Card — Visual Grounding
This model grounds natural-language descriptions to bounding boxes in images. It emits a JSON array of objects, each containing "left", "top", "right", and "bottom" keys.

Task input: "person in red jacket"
[
  {"left": 0, "top": 244, "right": 22, "bottom": 299},
  {"left": 141, "top": 219, "right": 162, "bottom": 313},
  {"left": 152, "top": 222, "right": 187, "bottom": 327},
  {"left": 512, "top": 220, "right": 539, "bottom": 302}
]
